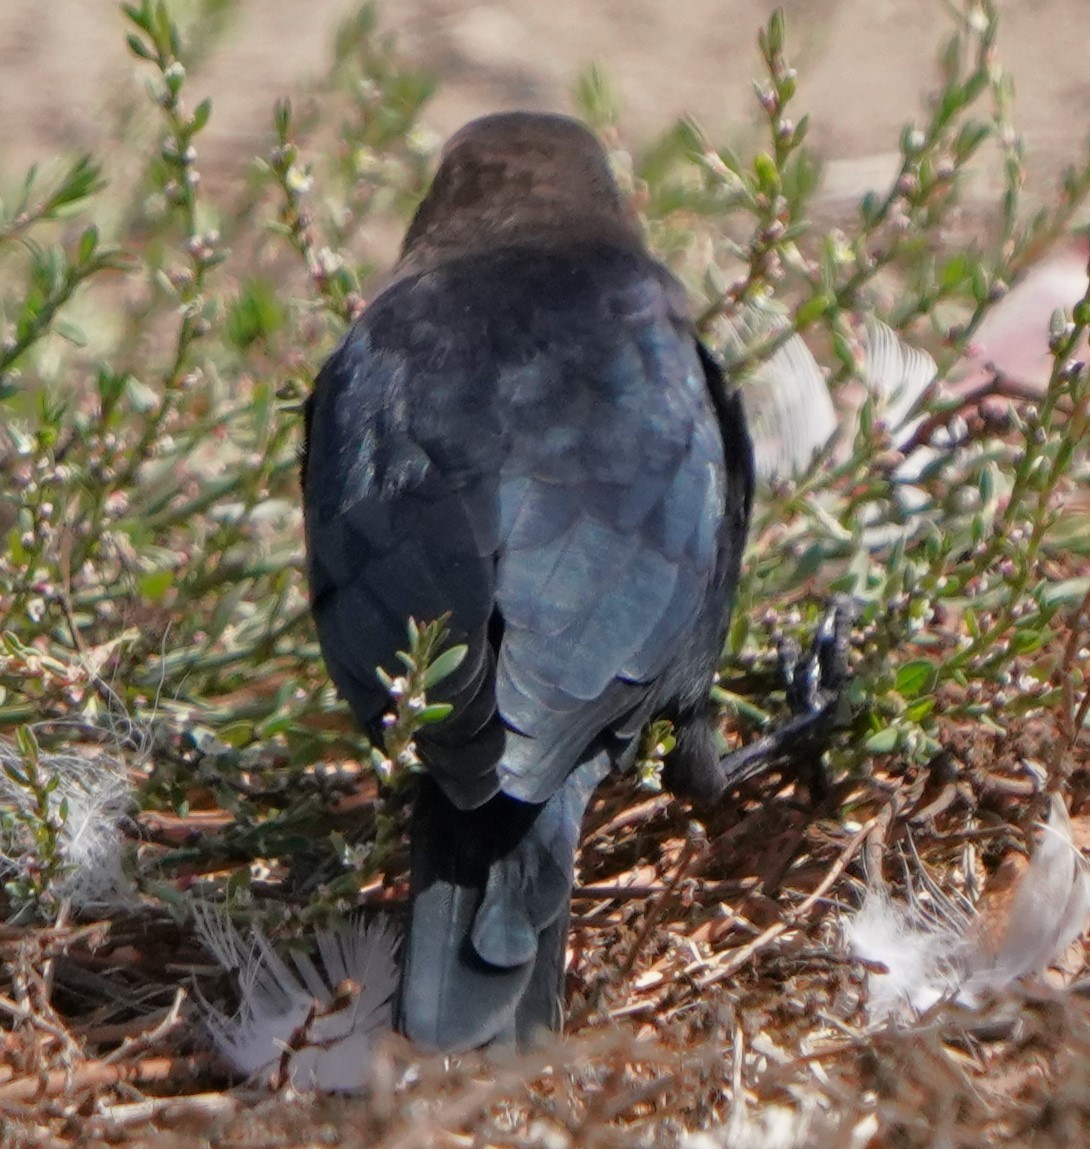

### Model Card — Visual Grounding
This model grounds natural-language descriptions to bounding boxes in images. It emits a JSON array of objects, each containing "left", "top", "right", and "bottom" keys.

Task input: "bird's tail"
[{"left": 397, "top": 754, "right": 607, "bottom": 1051}]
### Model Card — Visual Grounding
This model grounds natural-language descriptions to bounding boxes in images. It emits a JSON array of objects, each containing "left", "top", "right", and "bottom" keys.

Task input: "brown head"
[{"left": 397, "top": 112, "right": 643, "bottom": 272}]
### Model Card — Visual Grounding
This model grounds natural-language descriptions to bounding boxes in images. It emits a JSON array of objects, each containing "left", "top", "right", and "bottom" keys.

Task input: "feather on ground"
[
  {"left": 194, "top": 906, "right": 399, "bottom": 1091},
  {"left": 0, "top": 737, "right": 134, "bottom": 909},
  {"left": 847, "top": 794, "right": 1090, "bottom": 1021}
]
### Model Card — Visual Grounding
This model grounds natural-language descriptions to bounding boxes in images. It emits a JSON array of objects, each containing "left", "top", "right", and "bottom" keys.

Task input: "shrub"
[{"left": 1, "top": 2, "right": 1089, "bottom": 1140}]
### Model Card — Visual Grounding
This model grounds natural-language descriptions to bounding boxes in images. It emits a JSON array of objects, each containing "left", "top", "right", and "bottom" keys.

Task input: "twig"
[
  {"left": 1059, "top": 582, "right": 1090, "bottom": 764},
  {"left": 0, "top": 1054, "right": 211, "bottom": 1107},
  {"left": 864, "top": 797, "right": 897, "bottom": 882},
  {"left": 38, "top": 898, "right": 70, "bottom": 1007},
  {"left": 584, "top": 795, "right": 671, "bottom": 844},
  {"left": 728, "top": 1017, "right": 745, "bottom": 1122},
  {"left": 74, "top": 1003, "right": 179, "bottom": 1045},
  {"left": 619, "top": 836, "right": 701, "bottom": 982},
  {"left": 576, "top": 875, "right": 754, "bottom": 903},
  {"left": 93, "top": 1091, "right": 238, "bottom": 1127},
  {"left": 694, "top": 813, "right": 879, "bottom": 989},
  {"left": 0, "top": 993, "right": 77, "bottom": 1061},
  {"left": 101, "top": 986, "right": 186, "bottom": 1065},
  {"left": 899, "top": 373, "right": 1070, "bottom": 454},
  {"left": 570, "top": 836, "right": 703, "bottom": 1031}
]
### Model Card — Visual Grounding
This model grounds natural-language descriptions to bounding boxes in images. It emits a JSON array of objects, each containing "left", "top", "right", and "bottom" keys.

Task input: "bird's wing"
[
  {"left": 303, "top": 249, "right": 732, "bottom": 811},
  {"left": 304, "top": 317, "right": 504, "bottom": 807},
  {"left": 490, "top": 272, "right": 730, "bottom": 803}
]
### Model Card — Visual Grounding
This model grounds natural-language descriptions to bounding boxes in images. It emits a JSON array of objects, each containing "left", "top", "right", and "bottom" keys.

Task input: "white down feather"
[
  {"left": 847, "top": 795, "right": 1090, "bottom": 1021},
  {"left": 194, "top": 905, "right": 399, "bottom": 1091}
]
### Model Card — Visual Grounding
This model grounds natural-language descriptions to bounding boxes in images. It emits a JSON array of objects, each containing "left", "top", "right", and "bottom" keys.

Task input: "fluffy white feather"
[
  {"left": 737, "top": 313, "right": 937, "bottom": 483},
  {"left": 848, "top": 795, "right": 1090, "bottom": 1022},
  {"left": 684, "top": 1097, "right": 875, "bottom": 1149},
  {"left": 962, "top": 795, "right": 1090, "bottom": 1003},
  {"left": 846, "top": 883, "right": 968, "bottom": 1020},
  {"left": 194, "top": 905, "right": 399, "bottom": 1091},
  {"left": 741, "top": 324, "right": 838, "bottom": 482},
  {"left": 0, "top": 739, "right": 134, "bottom": 909},
  {"left": 862, "top": 315, "right": 937, "bottom": 439}
]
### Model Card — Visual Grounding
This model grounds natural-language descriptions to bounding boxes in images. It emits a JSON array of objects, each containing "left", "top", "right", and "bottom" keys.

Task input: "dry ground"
[{"left": 1, "top": 0, "right": 1087, "bottom": 209}]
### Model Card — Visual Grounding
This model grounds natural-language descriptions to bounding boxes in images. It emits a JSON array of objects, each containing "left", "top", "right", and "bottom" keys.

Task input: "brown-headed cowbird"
[{"left": 301, "top": 112, "right": 754, "bottom": 1051}]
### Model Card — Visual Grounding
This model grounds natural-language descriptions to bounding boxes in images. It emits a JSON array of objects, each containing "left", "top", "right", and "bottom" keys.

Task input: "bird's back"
[
  {"left": 302, "top": 112, "right": 753, "bottom": 1051},
  {"left": 305, "top": 238, "right": 735, "bottom": 810}
]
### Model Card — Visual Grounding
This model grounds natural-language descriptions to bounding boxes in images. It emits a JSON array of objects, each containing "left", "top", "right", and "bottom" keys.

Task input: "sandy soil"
[{"left": 0, "top": 0, "right": 1086, "bottom": 213}]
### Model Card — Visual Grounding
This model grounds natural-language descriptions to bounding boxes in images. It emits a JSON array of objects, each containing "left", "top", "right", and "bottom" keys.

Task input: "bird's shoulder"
[
  {"left": 306, "top": 238, "right": 719, "bottom": 511},
  {"left": 369, "top": 238, "right": 693, "bottom": 368}
]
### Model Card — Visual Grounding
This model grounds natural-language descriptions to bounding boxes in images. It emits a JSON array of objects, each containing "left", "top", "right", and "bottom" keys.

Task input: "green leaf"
[
  {"left": 191, "top": 97, "right": 213, "bottom": 134},
  {"left": 201, "top": 581, "right": 247, "bottom": 647},
  {"left": 138, "top": 569, "right": 174, "bottom": 602},
  {"left": 77, "top": 225, "right": 99, "bottom": 264},
  {"left": 795, "top": 292, "right": 832, "bottom": 327},
  {"left": 122, "top": 3, "right": 152, "bottom": 33},
  {"left": 15, "top": 725, "right": 40, "bottom": 767},
  {"left": 422, "top": 644, "right": 467, "bottom": 689},
  {"left": 6, "top": 526, "right": 25, "bottom": 562},
  {"left": 226, "top": 277, "right": 285, "bottom": 350},
  {"left": 274, "top": 97, "right": 292, "bottom": 137},
  {"left": 124, "top": 376, "right": 160, "bottom": 413},
  {"left": 259, "top": 714, "right": 294, "bottom": 738},
  {"left": 572, "top": 62, "right": 621, "bottom": 129},
  {"left": 1009, "top": 629, "right": 1044, "bottom": 656},
  {"left": 895, "top": 659, "right": 937, "bottom": 698},
  {"left": 860, "top": 190, "right": 881, "bottom": 225},
  {"left": 904, "top": 698, "right": 936, "bottom": 723},
  {"left": 766, "top": 8, "right": 786, "bottom": 55},
  {"left": 414, "top": 702, "right": 453, "bottom": 725},
  {"left": 753, "top": 151, "right": 779, "bottom": 194},
  {"left": 54, "top": 319, "right": 88, "bottom": 348},
  {"left": 964, "top": 607, "right": 979, "bottom": 638},
  {"left": 864, "top": 727, "right": 899, "bottom": 754},
  {"left": 217, "top": 721, "right": 255, "bottom": 748},
  {"left": 954, "top": 121, "right": 990, "bottom": 161},
  {"left": 126, "top": 33, "right": 155, "bottom": 60},
  {"left": 1038, "top": 577, "right": 1090, "bottom": 607},
  {"left": 939, "top": 252, "right": 970, "bottom": 290}
]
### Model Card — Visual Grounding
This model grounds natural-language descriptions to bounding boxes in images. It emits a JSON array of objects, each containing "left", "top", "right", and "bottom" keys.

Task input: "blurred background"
[{"left": 1, "top": 0, "right": 1085, "bottom": 216}]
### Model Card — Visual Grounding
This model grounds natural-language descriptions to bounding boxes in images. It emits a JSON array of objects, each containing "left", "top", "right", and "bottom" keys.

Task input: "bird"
[{"left": 301, "top": 111, "right": 755, "bottom": 1052}]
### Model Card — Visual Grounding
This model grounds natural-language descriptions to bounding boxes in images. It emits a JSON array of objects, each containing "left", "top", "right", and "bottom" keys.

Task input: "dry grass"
[{"left": 1, "top": 597, "right": 1089, "bottom": 1148}]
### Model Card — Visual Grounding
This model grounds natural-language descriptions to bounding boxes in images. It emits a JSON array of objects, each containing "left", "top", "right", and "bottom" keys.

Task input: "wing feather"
[{"left": 304, "top": 244, "right": 737, "bottom": 811}]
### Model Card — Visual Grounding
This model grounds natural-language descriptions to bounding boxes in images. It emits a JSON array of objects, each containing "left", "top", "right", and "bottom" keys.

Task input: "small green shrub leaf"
[
  {"left": 895, "top": 660, "right": 937, "bottom": 698},
  {"left": 422, "top": 644, "right": 467, "bottom": 689}
]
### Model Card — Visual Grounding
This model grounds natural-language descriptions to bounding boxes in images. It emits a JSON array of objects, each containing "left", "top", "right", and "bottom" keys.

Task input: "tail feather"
[
  {"left": 398, "top": 755, "right": 607, "bottom": 1051},
  {"left": 514, "top": 908, "right": 569, "bottom": 1046}
]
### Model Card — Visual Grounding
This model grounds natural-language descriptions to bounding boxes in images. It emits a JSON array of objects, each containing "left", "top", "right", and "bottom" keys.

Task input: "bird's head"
[{"left": 397, "top": 112, "right": 642, "bottom": 270}]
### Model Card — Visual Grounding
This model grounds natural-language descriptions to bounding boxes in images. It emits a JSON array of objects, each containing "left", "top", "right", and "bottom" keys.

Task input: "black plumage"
[{"left": 301, "top": 112, "right": 755, "bottom": 1051}]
